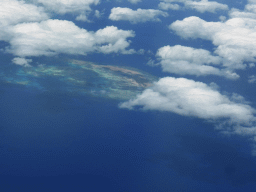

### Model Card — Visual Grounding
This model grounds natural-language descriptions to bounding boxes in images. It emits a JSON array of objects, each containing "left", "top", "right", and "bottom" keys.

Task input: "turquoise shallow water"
[{"left": 0, "top": 59, "right": 157, "bottom": 101}]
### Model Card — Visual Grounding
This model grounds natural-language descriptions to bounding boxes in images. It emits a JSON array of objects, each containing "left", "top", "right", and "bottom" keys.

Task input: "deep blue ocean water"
[{"left": 1, "top": 83, "right": 256, "bottom": 192}]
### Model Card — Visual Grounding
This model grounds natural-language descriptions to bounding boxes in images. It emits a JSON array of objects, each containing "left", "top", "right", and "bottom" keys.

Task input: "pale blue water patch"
[{"left": 0, "top": 59, "right": 157, "bottom": 100}]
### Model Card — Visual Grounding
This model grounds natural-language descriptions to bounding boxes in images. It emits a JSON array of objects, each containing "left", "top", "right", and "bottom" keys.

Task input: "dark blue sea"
[{"left": 1, "top": 82, "right": 256, "bottom": 192}]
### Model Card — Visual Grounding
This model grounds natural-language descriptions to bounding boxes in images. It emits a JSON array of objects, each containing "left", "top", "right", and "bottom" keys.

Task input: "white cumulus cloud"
[
  {"left": 170, "top": 16, "right": 256, "bottom": 70},
  {"left": 249, "top": 75, "right": 256, "bottom": 83},
  {"left": 120, "top": 76, "right": 256, "bottom": 155},
  {"left": 158, "top": 0, "right": 228, "bottom": 13},
  {"left": 109, "top": 7, "right": 168, "bottom": 24},
  {"left": 156, "top": 45, "right": 239, "bottom": 79},
  {"left": 120, "top": 77, "right": 255, "bottom": 124},
  {"left": 6, "top": 19, "right": 136, "bottom": 57},
  {"left": 12, "top": 57, "right": 32, "bottom": 67},
  {"left": 184, "top": 0, "right": 228, "bottom": 13},
  {"left": 33, "top": 0, "right": 99, "bottom": 14},
  {"left": 245, "top": 0, "right": 256, "bottom": 13},
  {"left": 158, "top": 2, "right": 180, "bottom": 10},
  {"left": 31, "top": 0, "right": 100, "bottom": 22}
]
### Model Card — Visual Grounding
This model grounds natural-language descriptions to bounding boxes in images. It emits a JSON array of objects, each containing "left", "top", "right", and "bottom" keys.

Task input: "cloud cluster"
[
  {"left": 109, "top": 7, "right": 168, "bottom": 24},
  {"left": 1, "top": 0, "right": 256, "bottom": 156},
  {"left": 117, "top": 0, "right": 256, "bottom": 155},
  {"left": 170, "top": 16, "right": 256, "bottom": 70},
  {"left": 0, "top": 0, "right": 137, "bottom": 59},
  {"left": 120, "top": 77, "right": 255, "bottom": 124},
  {"left": 158, "top": 0, "right": 228, "bottom": 13},
  {"left": 156, "top": 45, "right": 239, "bottom": 79},
  {"left": 7, "top": 20, "right": 135, "bottom": 57},
  {"left": 121, "top": 0, "right": 256, "bottom": 150}
]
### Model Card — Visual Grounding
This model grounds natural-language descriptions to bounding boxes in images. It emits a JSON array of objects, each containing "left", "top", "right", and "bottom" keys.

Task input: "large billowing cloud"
[
  {"left": 6, "top": 19, "right": 136, "bottom": 57},
  {"left": 109, "top": 7, "right": 168, "bottom": 24},
  {"left": 120, "top": 77, "right": 255, "bottom": 124},
  {"left": 170, "top": 16, "right": 256, "bottom": 70},
  {"left": 158, "top": 0, "right": 228, "bottom": 13},
  {"left": 156, "top": 45, "right": 239, "bottom": 79}
]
